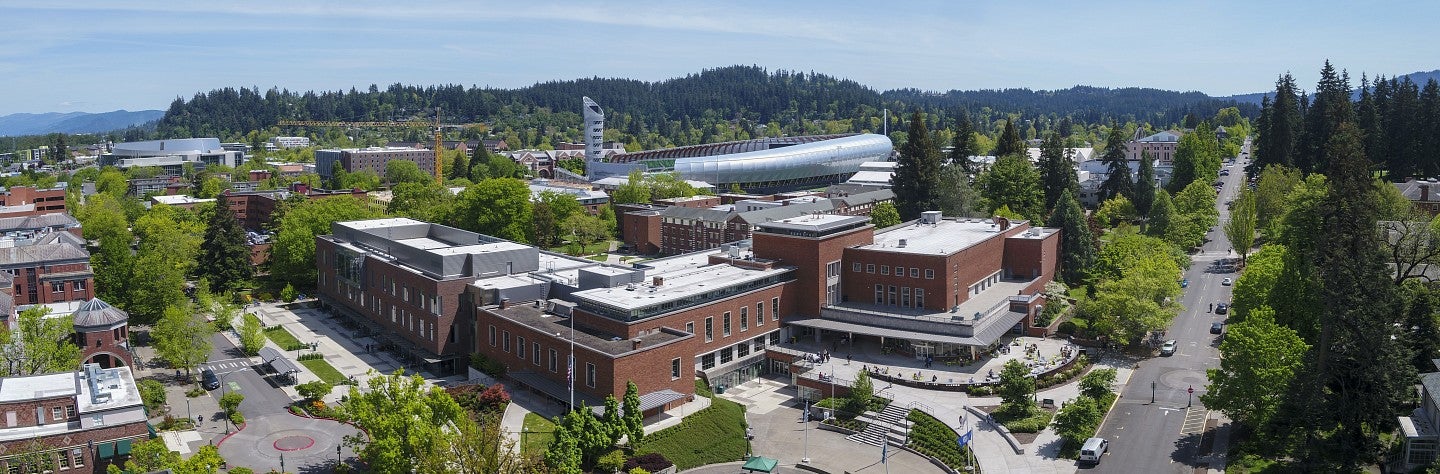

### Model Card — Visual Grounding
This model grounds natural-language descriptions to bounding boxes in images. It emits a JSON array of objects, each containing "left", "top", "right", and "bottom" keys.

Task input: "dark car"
[
  {"left": 201, "top": 369, "right": 220, "bottom": 390},
  {"left": 1216, "top": 303, "right": 1229, "bottom": 315},
  {"left": 1211, "top": 322, "right": 1225, "bottom": 334}
]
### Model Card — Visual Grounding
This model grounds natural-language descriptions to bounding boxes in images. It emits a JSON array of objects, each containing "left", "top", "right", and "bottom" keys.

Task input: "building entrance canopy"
[{"left": 787, "top": 310, "right": 1025, "bottom": 348}]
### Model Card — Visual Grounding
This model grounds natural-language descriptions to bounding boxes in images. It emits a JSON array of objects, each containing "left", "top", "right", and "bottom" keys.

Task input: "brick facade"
[
  {"left": 4, "top": 259, "right": 94, "bottom": 306},
  {"left": 752, "top": 225, "right": 874, "bottom": 317},
  {"left": 0, "top": 186, "right": 67, "bottom": 217},
  {"left": 316, "top": 239, "right": 470, "bottom": 361}
]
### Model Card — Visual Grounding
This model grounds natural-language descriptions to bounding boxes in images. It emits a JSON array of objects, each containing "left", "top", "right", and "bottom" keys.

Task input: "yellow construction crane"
[{"left": 279, "top": 108, "right": 482, "bottom": 183}]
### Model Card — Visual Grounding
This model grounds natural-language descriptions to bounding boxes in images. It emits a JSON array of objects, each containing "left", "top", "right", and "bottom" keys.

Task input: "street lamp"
[{"left": 337, "top": 444, "right": 342, "bottom": 466}]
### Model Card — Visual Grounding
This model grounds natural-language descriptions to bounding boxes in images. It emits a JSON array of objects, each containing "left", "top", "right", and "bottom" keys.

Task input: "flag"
[
  {"left": 567, "top": 354, "right": 574, "bottom": 390},
  {"left": 957, "top": 428, "right": 973, "bottom": 448},
  {"left": 881, "top": 439, "right": 888, "bottom": 464}
]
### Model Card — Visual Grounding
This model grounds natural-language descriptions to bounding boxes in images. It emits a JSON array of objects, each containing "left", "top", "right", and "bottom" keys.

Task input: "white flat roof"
[
  {"left": 151, "top": 195, "right": 215, "bottom": 206},
  {"left": 341, "top": 217, "right": 423, "bottom": 229},
  {"left": 862, "top": 218, "right": 1013, "bottom": 255},
  {"left": 573, "top": 262, "right": 786, "bottom": 311}
]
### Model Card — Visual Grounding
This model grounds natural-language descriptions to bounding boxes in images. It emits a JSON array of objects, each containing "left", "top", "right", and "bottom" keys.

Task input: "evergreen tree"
[
  {"left": 977, "top": 155, "right": 1044, "bottom": 223},
  {"left": 891, "top": 111, "right": 943, "bottom": 220},
  {"left": 1133, "top": 150, "right": 1156, "bottom": 219},
  {"left": 1255, "top": 73, "right": 1302, "bottom": 171},
  {"left": 1297, "top": 61, "right": 1354, "bottom": 174},
  {"left": 1419, "top": 79, "right": 1440, "bottom": 178},
  {"left": 1355, "top": 75, "right": 1386, "bottom": 172},
  {"left": 1402, "top": 281, "right": 1440, "bottom": 373},
  {"left": 1050, "top": 190, "right": 1094, "bottom": 286},
  {"left": 1285, "top": 123, "right": 1415, "bottom": 470},
  {"left": 1145, "top": 190, "right": 1174, "bottom": 239},
  {"left": 993, "top": 119, "right": 1026, "bottom": 158},
  {"left": 1098, "top": 124, "right": 1133, "bottom": 203},
  {"left": 622, "top": 381, "right": 644, "bottom": 447},
  {"left": 950, "top": 113, "right": 978, "bottom": 172},
  {"left": 198, "top": 196, "right": 253, "bottom": 293},
  {"left": 1037, "top": 132, "right": 1077, "bottom": 212},
  {"left": 449, "top": 148, "right": 470, "bottom": 180}
]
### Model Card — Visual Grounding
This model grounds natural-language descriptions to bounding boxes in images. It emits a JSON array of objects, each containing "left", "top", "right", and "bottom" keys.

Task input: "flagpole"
[
  {"left": 802, "top": 398, "right": 810, "bottom": 464},
  {"left": 569, "top": 314, "right": 575, "bottom": 412}
]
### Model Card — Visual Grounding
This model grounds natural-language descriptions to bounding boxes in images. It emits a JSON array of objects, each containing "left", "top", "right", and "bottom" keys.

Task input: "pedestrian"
[
  {"left": 846, "top": 354, "right": 852, "bottom": 365},
  {"left": 1208, "top": 303, "right": 1213, "bottom": 313}
]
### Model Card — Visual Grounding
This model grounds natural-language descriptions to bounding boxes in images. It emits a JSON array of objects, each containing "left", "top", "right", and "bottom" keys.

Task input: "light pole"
[
  {"left": 1151, "top": 381, "right": 1156, "bottom": 404},
  {"left": 802, "top": 398, "right": 810, "bottom": 464},
  {"left": 336, "top": 444, "right": 342, "bottom": 466}
]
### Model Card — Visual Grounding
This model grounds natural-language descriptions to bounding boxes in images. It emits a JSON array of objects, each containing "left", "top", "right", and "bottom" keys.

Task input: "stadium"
[{"left": 587, "top": 133, "right": 894, "bottom": 192}]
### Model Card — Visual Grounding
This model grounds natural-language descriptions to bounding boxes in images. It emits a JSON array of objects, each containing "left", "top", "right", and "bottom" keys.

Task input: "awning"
[
  {"left": 117, "top": 439, "right": 132, "bottom": 456},
  {"left": 787, "top": 311, "right": 1026, "bottom": 348},
  {"left": 146, "top": 422, "right": 157, "bottom": 438},
  {"left": 259, "top": 346, "right": 301, "bottom": 375},
  {"left": 508, "top": 371, "right": 601, "bottom": 408},
  {"left": 98, "top": 442, "right": 114, "bottom": 459},
  {"left": 589, "top": 389, "right": 687, "bottom": 416},
  {"left": 742, "top": 456, "right": 779, "bottom": 473}
]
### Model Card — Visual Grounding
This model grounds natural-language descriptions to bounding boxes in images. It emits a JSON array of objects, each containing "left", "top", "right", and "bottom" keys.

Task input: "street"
[
  {"left": 1088, "top": 141, "right": 1250, "bottom": 472},
  {"left": 201, "top": 331, "right": 293, "bottom": 419}
]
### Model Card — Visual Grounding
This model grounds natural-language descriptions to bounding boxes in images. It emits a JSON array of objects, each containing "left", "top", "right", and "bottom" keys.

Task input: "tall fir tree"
[
  {"left": 1133, "top": 150, "right": 1157, "bottom": 219},
  {"left": 950, "top": 113, "right": 978, "bottom": 172},
  {"left": 993, "top": 119, "right": 1026, "bottom": 158},
  {"left": 891, "top": 111, "right": 943, "bottom": 220},
  {"left": 1283, "top": 123, "right": 1415, "bottom": 470},
  {"left": 448, "top": 148, "right": 470, "bottom": 180},
  {"left": 1419, "top": 79, "right": 1440, "bottom": 178},
  {"left": 1037, "top": 131, "right": 1077, "bottom": 212},
  {"left": 198, "top": 196, "right": 253, "bottom": 293},
  {"left": 1297, "top": 61, "right": 1355, "bottom": 174},
  {"left": 1050, "top": 190, "right": 1094, "bottom": 286},
  {"left": 1098, "top": 124, "right": 1133, "bottom": 203},
  {"left": 1255, "top": 73, "right": 1302, "bottom": 171},
  {"left": 1355, "top": 74, "right": 1386, "bottom": 172},
  {"left": 1145, "top": 190, "right": 1174, "bottom": 239}
]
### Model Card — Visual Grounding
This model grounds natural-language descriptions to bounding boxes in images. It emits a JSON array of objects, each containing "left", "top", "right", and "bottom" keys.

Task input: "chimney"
[
  {"left": 500, "top": 298, "right": 509, "bottom": 310},
  {"left": 1423, "top": 183, "right": 1431, "bottom": 202},
  {"left": 632, "top": 338, "right": 643, "bottom": 350},
  {"left": 652, "top": 276, "right": 664, "bottom": 287}
]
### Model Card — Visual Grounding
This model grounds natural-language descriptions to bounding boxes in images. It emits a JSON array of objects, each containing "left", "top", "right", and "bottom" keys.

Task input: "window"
[
  {"left": 585, "top": 363, "right": 596, "bottom": 388},
  {"left": 64, "top": 406, "right": 74, "bottom": 418},
  {"left": 866, "top": 264, "right": 875, "bottom": 273},
  {"left": 702, "top": 353, "right": 716, "bottom": 369},
  {"left": 902, "top": 287, "right": 911, "bottom": 307},
  {"left": 503, "top": 331, "right": 511, "bottom": 352},
  {"left": 50, "top": 282, "right": 63, "bottom": 293},
  {"left": 705, "top": 317, "right": 713, "bottom": 342},
  {"left": 880, "top": 265, "right": 889, "bottom": 275},
  {"left": 852, "top": 262, "right": 862, "bottom": 272},
  {"left": 740, "top": 308, "right": 748, "bottom": 332},
  {"left": 516, "top": 337, "right": 526, "bottom": 358},
  {"left": 916, "top": 288, "right": 925, "bottom": 309},
  {"left": 888, "top": 286, "right": 897, "bottom": 305},
  {"left": 925, "top": 269, "right": 935, "bottom": 279},
  {"left": 671, "top": 358, "right": 682, "bottom": 379},
  {"left": 756, "top": 303, "right": 764, "bottom": 326},
  {"left": 51, "top": 407, "right": 62, "bottom": 421},
  {"left": 72, "top": 449, "right": 82, "bottom": 467},
  {"left": 548, "top": 349, "right": 558, "bottom": 372},
  {"left": 723, "top": 312, "right": 731, "bottom": 337},
  {"left": 533, "top": 342, "right": 541, "bottom": 365},
  {"left": 875, "top": 284, "right": 884, "bottom": 304},
  {"left": 772, "top": 297, "right": 779, "bottom": 321},
  {"left": 737, "top": 341, "right": 750, "bottom": 357},
  {"left": 73, "top": 280, "right": 86, "bottom": 291},
  {"left": 827, "top": 261, "right": 842, "bottom": 278},
  {"left": 58, "top": 450, "right": 69, "bottom": 469},
  {"left": 488, "top": 326, "right": 496, "bottom": 347},
  {"left": 894, "top": 266, "right": 904, "bottom": 277},
  {"left": 720, "top": 347, "right": 733, "bottom": 363},
  {"left": 910, "top": 268, "right": 919, "bottom": 278}
]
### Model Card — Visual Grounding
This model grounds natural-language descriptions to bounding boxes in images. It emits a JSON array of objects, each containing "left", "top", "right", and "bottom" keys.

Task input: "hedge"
[{"left": 906, "top": 409, "right": 975, "bottom": 472}]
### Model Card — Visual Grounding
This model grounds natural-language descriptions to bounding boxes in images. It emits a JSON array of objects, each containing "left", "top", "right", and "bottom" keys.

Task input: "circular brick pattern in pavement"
[{"left": 273, "top": 435, "right": 315, "bottom": 452}]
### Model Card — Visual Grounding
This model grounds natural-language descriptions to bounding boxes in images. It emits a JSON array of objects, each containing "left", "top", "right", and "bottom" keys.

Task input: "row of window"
[
  {"left": 4, "top": 447, "right": 84, "bottom": 473},
  {"left": 970, "top": 271, "right": 1002, "bottom": 295},
  {"left": 695, "top": 297, "right": 780, "bottom": 342},
  {"left": 698, "top": 331, "right": 781, "bottom": 370},
  {"left": 488, "top": 325, "right": 598, "bottom": 387},
  {"left": 43, "top": 280, "right": 87, "bottom": 293},
  {"left": 874, "top": 285, "right": 926, "bottom": 309},
  {"left": 854, "top": 262, "right": 935, "bottom": 280}
]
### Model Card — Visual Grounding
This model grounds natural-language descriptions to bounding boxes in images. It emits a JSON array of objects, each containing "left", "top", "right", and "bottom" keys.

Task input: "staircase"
[{"left": 846, "top": 403, "right": 911, "bottom": 447}]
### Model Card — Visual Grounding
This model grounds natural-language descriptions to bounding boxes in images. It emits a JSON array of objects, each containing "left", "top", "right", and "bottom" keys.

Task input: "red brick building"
[
  {"left": 0, "top": 238, "right": 94, "bottom": 307},
  {"left": 0, "top": 364, "right": 150, "bottom": 473},
  {"left": 222, "top": 183, "right": 368, "bottom": 231},
  {"left": 0, "top": 186, "right": 67, "bottom": 218},
  {"left": 70, "top": 298, "right": 133, "bottom": 369}
]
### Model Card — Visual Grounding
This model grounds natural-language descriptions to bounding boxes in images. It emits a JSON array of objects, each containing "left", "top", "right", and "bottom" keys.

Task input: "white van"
[{"left": 1080, "top": 437, "right": 1109, "bottom": 464}]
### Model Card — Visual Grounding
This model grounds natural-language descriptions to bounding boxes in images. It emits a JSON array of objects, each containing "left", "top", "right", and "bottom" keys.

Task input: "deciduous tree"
[
  {"left": 449, "top": 178, "right": 534, "bottom": 242},
  {"left": 387, "top": 181, "right": 455, "bottom": 223},
  {"left": 977, "top": 155, "right": 1044, "bottom": 223},
  {"left": 623, "top": 381, "right": 644, "bottom": 447},
  {"left": 385, "top": 160, "right": 432, "bottom": 185},
  {"left": 869, "top": 201, "right": 900, "bottom": 228},
  {"left": 1225, "top": 188, "right": 1258, "bottom": 265},
  {"left": 339, "top": 371, "right": 467, "bottom": 473},
  {"left": 997, "top": 359, "right": 1035, "bottom": 410},
  {"left": 1201, "top": 307, "right": 1307, "bottom": 430},
  {"left": 270, "top": 196, "right": 380, "bottom": 290},
  {"left": 153, "top": 305, "right": 214, "bottom": 376},
  {"left": 0, "top": 307, "right": 81, "bottom": 377}
]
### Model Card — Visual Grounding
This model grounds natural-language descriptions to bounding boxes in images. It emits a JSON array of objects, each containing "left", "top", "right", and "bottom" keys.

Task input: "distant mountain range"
[
  {"left": 1223, "top": 69, "right": 1440, "bottom": 104},
  {"left": 0, "top": 110, "right": 163, "bottom": 137}
]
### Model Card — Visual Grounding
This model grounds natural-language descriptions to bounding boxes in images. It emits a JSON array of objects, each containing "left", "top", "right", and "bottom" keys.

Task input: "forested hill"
[{"left": 156, "top": 65, "right": 1257, "bottom": 145}]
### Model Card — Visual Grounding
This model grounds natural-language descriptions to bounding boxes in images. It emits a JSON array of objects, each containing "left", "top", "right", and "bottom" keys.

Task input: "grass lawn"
[
  {"left": 520, "top": 412, "right": 556, "bottom": 455},
  {"left": 637, "top": 382, "right": 748, "bottom": 470},
  {"left": 263, "top": 325, "right": 304, "bottom": 351},
  {"left": 299, "top": 358, "right": 350, "bottom": 386},
  {"left": 586, "top": 253, "right": 609, "bottom": 262}
]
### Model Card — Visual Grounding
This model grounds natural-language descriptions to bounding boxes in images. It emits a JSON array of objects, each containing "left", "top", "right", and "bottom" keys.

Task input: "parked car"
[
  {"left": 1211, "top": 322, "right": 1225, "bottom": 334},
  {"left": 201, "top": 368, "right": 220, "bottom": 390},
  {"left": 1221, "top": 277, "right": 1233, "bottom": 286},
  {"left": 1179, "top": 278, "right": 1189, "bottom": 288},
  {"left": 1216, "top": 303, "right": 1229, "bottom": 315},
  {"left": 1161, "top": 340, "right": 1177, "bottom": 356},
  {"left": 1080, "top": 437, "right": 1110, "bottom": 464}
]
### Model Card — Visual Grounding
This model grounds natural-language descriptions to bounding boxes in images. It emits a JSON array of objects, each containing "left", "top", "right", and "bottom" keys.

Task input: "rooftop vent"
[
  {"left": 898, "top": 239, "right": 908, "bottom": 248},
  {"left": 920, "top": 210, "right": 942, "bottom": 225}
]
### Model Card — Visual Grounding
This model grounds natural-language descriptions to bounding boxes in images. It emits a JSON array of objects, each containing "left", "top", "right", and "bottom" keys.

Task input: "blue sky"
[{"left": 1, "top": 0, "right": 1435, "bottom": 115}]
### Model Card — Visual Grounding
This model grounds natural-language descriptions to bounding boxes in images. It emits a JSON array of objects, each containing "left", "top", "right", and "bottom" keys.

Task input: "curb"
[{"left": 214, "top": 422, "right": 246, "bottom": 446}]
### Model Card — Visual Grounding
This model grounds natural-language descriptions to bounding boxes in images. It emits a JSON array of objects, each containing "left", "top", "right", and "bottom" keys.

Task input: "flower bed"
[{"left": 906, "top": 409, "right": 976, "bottom": 472}]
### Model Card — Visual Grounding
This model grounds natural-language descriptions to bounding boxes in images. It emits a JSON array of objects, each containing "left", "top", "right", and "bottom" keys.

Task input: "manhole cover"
[{"left": 273, "top": 436, "right": 315, "bottom": 451}]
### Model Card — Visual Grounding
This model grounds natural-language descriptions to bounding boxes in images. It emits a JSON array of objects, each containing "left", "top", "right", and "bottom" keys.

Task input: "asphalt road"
[
  {"left": 201, "top": 332, "right": 294, "bottom": 419},
  {"left": 1088, "top": 141, "right": 1250, "bottom": 473}
]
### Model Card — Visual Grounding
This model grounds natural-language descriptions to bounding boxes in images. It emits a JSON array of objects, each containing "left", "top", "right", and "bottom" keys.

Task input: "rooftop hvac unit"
[{"left": 898, "top": 239, "right": 907, "bottom": 248}]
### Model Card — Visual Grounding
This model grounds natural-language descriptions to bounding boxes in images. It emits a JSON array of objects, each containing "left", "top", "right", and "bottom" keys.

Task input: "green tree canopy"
[
  {"left": 997, "top": 359, "right": 1035, "bottom": 409},
  {"left": 1168, "top": 127, "right": 1222, "bottom": 193},
  {"left": 339, "top": 371, "right": 467, "bottom": 473},
  {"left": 1201, "top": 307, "right": 1307, "bottom": 430},
  {"left": 386, "top": 181, "right": 456, "bottom": 223},
  {"left": 1094, "top": 195, "right": 1137, "bottom": 228},
  {"left": 0, "top": 307, "right": 81, "bottom": 377},
  {"left": 385, "top": 160, "right": 433, "bottom": 185},
  {"left": 270, "top": 196, "right": 381, "bottom": 290},
  {"left": 153, "top": 305, "right": 214, "bottom": 375},
  {"left": 977, "top": 154, "right": 1044, "bottom": 223},
  {"left": 198, "top": 196, "right": 253, "bottom": 293},
  {"left": 870, "top": 201, "right": 901, "bottom": 228},
  {"left": 1050, "top": 190, "right": 1094, "bottom": 286},
  {"left": 450, "top": 178, "right": 535, "bottom": 243},
  {"left": 1225, "top": 188, "right": 1258, "bottom": 265},
  {"left": 892, "top": 111, "right": 943, "bottom": 220}
]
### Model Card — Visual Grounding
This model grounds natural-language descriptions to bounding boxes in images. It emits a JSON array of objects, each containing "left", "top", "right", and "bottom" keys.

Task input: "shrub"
[
  {"left": 629, "top": 469, "right": 650, "bottom": 474},
  {"left": 967, "top": 384, "right": 993, "bottom": 396},
  {"left": 297, "top": 352, "right": 325, "bottom": 361},
  {"left": 219, "top": 392, "right": 245, "bottom": 414},
  {"left": 138, "top": 379, "right": 166, "bottom": 411},
  {"left": 296, "top": 380, "right": 332, "bottom": 401},
  {"left": 1057, "top": 321, "right": 1078, "bottom": 334},
  {"left": 597, "top": 450, "right": 628, "bottom": 473},
  {"left": 623, "top": 453, "right": 673, "bottom": 473},
  {"left": 469, "top": 353, "right": 506, "bottom": 378},
  {"left": 230, "top": 412, "right": 245, "bottom": 426},
  {"left": 280, "top": 283, "right": 298, "bottom": 302},
  {"left": 477, "top": 384, "right": 511, "bottom": 411},
  {"left": 906, "top": 409, "right": 974, "bottom": 471},
  {"left": 289, "top": 405, "right": 305, "bottom": 416},
  {"left": 185, "top": 387, "right": 206, "bottom": 398}
]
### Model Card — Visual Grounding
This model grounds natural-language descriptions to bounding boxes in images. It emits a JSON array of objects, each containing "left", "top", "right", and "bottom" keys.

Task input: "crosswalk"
[
  {"left": 203, "top": 358, "right": 252, "bottom": 374},
  {"left": 1180, "top": 407, "right": 1208, "bottom": 435}
]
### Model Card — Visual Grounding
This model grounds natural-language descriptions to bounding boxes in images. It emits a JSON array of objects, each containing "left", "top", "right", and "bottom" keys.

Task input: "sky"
[{"left": 1, "top": 0, "right": 1436, "bottom": 116}]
